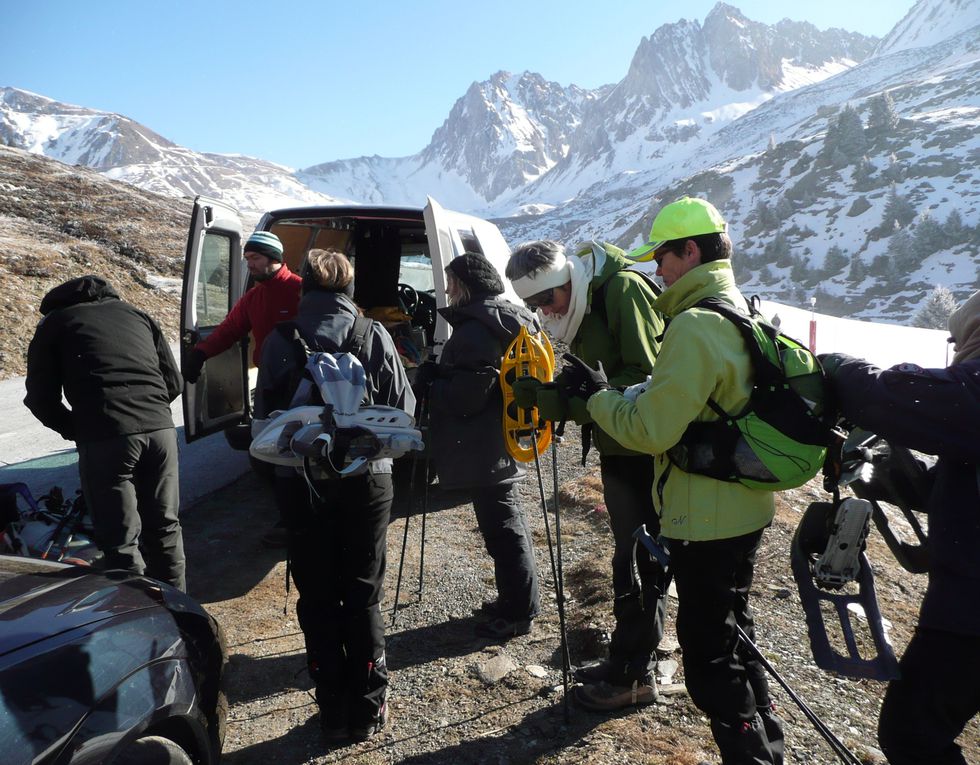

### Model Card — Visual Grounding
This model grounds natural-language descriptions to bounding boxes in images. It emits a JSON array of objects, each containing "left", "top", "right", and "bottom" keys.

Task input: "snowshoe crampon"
[
  {"left": 791, "top": 498, "right": 899, "bottom": 680},
  {"left": 500, "top": 326, "right": 555, "bottom": 462}
]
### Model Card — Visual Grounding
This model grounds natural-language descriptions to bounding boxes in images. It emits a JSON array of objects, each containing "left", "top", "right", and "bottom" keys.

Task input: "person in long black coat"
[
  {"left": 427, "top": 253, "right": 541, "bottom": 639},
  {"left": 820, "top": 288, "right": 980, "bottom": 765}
]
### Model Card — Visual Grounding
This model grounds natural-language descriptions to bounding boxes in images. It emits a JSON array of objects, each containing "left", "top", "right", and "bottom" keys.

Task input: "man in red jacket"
[{"left": 183, "top": 231, "right": 302, "bottom": 380}]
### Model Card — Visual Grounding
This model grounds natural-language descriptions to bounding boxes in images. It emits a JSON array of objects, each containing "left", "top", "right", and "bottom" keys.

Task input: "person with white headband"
[{"left": 506, "top": 238, "right": 666, "bottom": 713}]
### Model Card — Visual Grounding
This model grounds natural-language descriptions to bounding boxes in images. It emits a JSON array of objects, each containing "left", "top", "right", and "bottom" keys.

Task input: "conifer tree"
[
  {"left": 866, "top": 92, "right": 899, "bottom": 141},
  {"left": 913, "top": 211, "right": 944, "bottom": 254},
  {"left": 889, "top": 227, "right": 917, "bottom": 275},
  {"left": 912, "top": 285, "right": 958, "bottom": 329},
  {"left": 944, "top": 209, "right": 968, "bottom": 246},
  {"left": 881, "top": 185, "right": 916, "bottom": 229},
  {"left": 823, "top": 245, "right": 849, "bottom": 276},
  {"left": 836, "top": 105, "right": 869, "bottom": 161}
]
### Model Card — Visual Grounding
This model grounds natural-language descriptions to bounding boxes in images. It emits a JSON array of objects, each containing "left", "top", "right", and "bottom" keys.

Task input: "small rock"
[
  {"left": 476, "top": 654, "right": 518, "bottom": 685},
  {"left": 526, "top": 664, "right": 548, "bottom": 678},
  {"left": 657, "top": 658, "right": 679, "bottom": 683}
]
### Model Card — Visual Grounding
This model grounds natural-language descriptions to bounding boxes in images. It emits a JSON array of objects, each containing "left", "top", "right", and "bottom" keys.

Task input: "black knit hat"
[{"left": 446, "top": 253, "right": 504, "bottom": 297}]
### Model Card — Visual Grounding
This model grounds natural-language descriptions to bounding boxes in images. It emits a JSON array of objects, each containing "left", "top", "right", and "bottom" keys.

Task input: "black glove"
[
  {"left": 817, "top": 352, "right": 856, "bottom": 379},
  {"left": 413, "top": 360, "right": 440, "bottom": 390},
  {"left": 183, "top": 348, "right": 207, "bottom": 384},
  {"left": 559, "top": 353, "right": 610, "bottom": 399}
]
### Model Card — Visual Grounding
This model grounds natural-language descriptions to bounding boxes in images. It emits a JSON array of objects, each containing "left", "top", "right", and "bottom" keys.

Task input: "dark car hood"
[{"left": 0, "top": 555, "right": 162, "bottom": 656}]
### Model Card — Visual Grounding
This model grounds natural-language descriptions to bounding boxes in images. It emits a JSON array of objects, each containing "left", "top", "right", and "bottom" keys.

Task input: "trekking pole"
[
  {"left": 736, "top": 625, "right": 863, "bottom": 765},
  {"left": 551, "top": 432, "right": 572, "bottom": 692},
  {"left": 532, "top": 427, "right": 571, "bottom": 722},
  {"left": 391, "top": 393, "right": 427, "bottom": 626},
  {"left": 416, "top": 452, "right": 429, "bottom": 600}
]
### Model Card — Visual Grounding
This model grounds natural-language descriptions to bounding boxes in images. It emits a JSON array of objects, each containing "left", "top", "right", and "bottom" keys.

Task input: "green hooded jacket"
[
  {"left": 587, "top": 260, "right": 775, "bottom": 541},
  {"left": 569, "top": 242, "right": 663, "bottom": 456}
]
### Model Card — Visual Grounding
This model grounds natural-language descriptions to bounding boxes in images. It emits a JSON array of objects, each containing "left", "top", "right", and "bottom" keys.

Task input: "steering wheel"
[{"left": 397, "top": 283, "right": 420, "bottom": 315}]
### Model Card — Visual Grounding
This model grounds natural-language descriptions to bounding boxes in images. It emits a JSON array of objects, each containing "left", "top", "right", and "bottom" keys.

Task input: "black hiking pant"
[
  {"left": 471, "top": 482, "right": 540, "bottom": 621},
  {"left": 878, "top": 626, "right": 980, "bottom": 765},
  {"left": 600, "top": 455, "right": 666, "bottom": 683},
  {"left": 667, "top": 529, "right": 773, "bottom": 726},
  {"left": 78, "top": 428, "right": 184, "bottom": 591},
  {"left": 283, "top": 471, "right": 393, "bottom": 728}
]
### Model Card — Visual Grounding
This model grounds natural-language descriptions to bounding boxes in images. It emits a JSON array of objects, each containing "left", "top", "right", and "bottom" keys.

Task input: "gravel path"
[{"left": 182, "top": 431, "right": 979, "bottom": 765}]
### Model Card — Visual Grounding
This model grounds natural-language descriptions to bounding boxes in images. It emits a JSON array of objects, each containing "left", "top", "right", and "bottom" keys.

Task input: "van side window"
[
  {"left": 458, "top": 229, "right": 482, "bottom": 254},
  {"left": 196, "top": 232, "right": 233, "bottom": 327}
]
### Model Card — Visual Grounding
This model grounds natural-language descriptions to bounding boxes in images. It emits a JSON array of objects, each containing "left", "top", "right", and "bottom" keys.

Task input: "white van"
[{"left": 180, "top": 195, "right": 518, "bottom": 447}]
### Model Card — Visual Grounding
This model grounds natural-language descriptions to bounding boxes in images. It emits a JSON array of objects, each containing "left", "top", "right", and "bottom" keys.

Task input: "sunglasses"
[{"left": 524, "top": 287, "right": 556, "bottom": 310}]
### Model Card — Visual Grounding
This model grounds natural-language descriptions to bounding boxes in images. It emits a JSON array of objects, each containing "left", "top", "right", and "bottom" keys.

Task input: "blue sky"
[{"left": 2, "top": 0, "right": 916, "bottom": 169}]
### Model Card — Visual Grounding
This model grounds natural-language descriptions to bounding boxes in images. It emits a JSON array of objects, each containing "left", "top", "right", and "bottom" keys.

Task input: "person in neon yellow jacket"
[{"left": 580, "top": 198, "right": 784, "bottom": 765}]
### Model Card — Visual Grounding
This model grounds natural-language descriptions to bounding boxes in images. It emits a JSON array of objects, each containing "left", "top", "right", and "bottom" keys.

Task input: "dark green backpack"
[{"left": 666, "top": 298, "right": 832, "bottom": 491}]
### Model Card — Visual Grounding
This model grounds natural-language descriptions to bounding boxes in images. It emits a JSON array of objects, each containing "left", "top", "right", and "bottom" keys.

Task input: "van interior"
[{"left": 263, "top": 211, "right": 448, "bottom": 370}]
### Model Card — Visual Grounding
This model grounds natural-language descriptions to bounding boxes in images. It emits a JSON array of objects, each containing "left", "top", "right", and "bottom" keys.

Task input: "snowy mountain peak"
[{"left": 876, "top": 0, "right": 980, "bottom": 56}]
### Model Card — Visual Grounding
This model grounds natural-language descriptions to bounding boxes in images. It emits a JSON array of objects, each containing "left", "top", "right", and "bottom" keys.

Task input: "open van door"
[
  {"left": 423, "top": 196, "right": 519, "bottom": 358},
  {"left": 180, "top": 196, "right": 247, "bottom": 443}
]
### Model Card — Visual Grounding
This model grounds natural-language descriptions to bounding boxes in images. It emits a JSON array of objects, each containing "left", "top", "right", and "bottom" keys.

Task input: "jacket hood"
[
  {"left": 297, "top": 288, "right": 359, "bottom": 319},
  {"left": 39, "top": 275, "right": 119, "bottom": 315},
  {"left": 576, "top": 242, "right": 631, "bottom": 293},
  {"left": 439, "top": 298, "right": 539, "bottom": 345}
]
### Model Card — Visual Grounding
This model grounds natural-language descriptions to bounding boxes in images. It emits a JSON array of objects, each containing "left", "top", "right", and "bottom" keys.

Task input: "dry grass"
[{"left": 0, "top": 145, "right": 188, "bottom": 378}]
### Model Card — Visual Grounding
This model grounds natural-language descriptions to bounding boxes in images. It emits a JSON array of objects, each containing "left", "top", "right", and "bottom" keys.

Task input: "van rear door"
[
  {"left": 422, "top": 197, "right": 518, "bottom": 356},
  {"left": 180, "top": 196, "right": 248, "bottom": 442}
]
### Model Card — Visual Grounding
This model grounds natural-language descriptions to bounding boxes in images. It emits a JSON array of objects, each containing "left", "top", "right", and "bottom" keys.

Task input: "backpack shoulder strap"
[{"left": 344, "top": 316, "right": 374, "bottom": 364}]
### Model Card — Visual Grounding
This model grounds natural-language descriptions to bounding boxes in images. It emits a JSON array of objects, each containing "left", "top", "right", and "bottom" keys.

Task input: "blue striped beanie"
[{"left": 244, "top": 231, "right": 284, "bottom": 262}]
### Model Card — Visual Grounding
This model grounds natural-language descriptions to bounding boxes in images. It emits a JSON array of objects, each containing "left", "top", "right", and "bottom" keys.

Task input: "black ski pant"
[
  {"left": 283, "top": 471, "right": 393, "bottom": 728},
  {"left": 878, "top": 626, "right": 980, "bottom": 765},
  {"left": 77, "top": 428, "right": 184, "bottom": 591},
  {"left": 667, "top": 529, "right": 772, "bottom": 726},
  {"left": 600, "top": 454, "right": 666, "bottom": 683},
  {"left": 471, "top": 482, "right": 540, "bottom": 621}
]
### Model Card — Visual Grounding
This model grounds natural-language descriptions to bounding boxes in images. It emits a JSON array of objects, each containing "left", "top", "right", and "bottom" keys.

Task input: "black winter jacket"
[
  {"left": 829, "top": 356, "right": 980, "bottom": 636},
  {"left": 24, "top": 276, "right": 181, "bottom": 443},
  {"left": 429, "top": 298, "right": 539, "bottom": 490}
]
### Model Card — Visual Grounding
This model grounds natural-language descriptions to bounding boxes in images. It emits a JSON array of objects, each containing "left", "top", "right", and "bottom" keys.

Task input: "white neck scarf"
[{"left": 541, "top": 243, "right": 604, "bottom": 342}]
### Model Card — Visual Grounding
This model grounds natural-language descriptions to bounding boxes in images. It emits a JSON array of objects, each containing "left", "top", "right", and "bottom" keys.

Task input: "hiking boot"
[
  {"left": 474, "top": 616, "right": 533, "bottom": 640},
  {"left": 573, "top": 679, "right": 658, "bottom": 712},
  {"left": 474, "top": 599, "right": 502, "bottom": 617},
  {"left": 349, "top": 701, "right": 389, "bottom": 742},
  {"left": 574, "top": 658, "right": 657, "bottom": 685},
  {"left": 574, "top": 658, "right": 612, "bottom": 683},
  {"left": 260, "top": 522, "right": 288, "bottom": 548}
]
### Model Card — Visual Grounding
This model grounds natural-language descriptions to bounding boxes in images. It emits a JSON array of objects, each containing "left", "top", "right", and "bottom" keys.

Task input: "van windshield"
[{"left": 399, "top": 254, "right": 434, "bottom": 293}]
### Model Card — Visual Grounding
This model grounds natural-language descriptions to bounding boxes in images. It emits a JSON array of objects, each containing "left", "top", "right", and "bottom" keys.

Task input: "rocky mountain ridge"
[{"left": 1, "top": 0, "right": 978, "bottom": 322}]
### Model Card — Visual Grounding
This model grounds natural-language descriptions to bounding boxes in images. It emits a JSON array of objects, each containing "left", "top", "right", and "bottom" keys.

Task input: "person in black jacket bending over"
[
  {"left": 255, "top": 249, "right": 415, "bottom": 743},
  {"left": 24, "top": 275, "right": 185, "bottom": 590},
  {"left": 820, "top": 288, "right": 980, "bottom": 765},
  {"left": 424, "top": 253, "right": 541, "bottom": 640}
]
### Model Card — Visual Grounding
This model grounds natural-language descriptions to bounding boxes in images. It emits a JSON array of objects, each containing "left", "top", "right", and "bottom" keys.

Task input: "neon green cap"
[{"left": 628, "top": 197, "right": 727, "bottom": 262}]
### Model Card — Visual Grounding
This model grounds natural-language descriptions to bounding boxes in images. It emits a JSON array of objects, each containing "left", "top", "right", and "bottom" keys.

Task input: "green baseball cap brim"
[{"left": 627, "top": 197, "right": 727, "bottom": 262}]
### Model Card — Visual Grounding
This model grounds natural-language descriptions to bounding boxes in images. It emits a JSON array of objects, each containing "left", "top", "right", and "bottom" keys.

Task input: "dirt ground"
[{"left": 181, "top": 439, "right": 979, "bottom": 765}]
